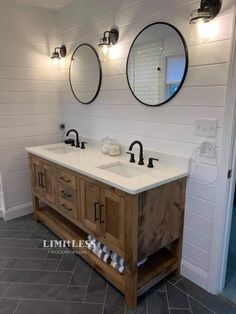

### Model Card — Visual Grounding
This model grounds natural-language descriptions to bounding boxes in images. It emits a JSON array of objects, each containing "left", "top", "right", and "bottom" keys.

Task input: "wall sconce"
[
  {"left": 51, "top": 45, "right": 67, "bottom": 65},
  {"left": 98, "top": 28, "right": 119, "bottom": 49},
  {"left": 190, "top": 0, "right": 221, "bottom": 24}
]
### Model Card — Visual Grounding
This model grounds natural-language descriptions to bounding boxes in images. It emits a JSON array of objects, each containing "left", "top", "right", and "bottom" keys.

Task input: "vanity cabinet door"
[
  {"left": 100, "top": 189, "right": 125, "bottom": 256},
  {"left": 42, "top": 163, "right": 56, "bottom": 205},
  {"left": 81, "top": 180, "right": 101, "bottom": 236},
  {"left": 31, "top": 157, "right": 44, "bottom": 197}
]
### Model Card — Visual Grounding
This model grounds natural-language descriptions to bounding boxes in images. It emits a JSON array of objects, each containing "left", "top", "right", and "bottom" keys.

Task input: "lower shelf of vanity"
[{"left": 35, "top": 207, "right": 178, "bottom": 296}]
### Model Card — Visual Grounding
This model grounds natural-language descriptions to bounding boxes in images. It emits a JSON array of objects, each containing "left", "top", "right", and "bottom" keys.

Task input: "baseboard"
[
  {"left": 181, "top": 259, "right": 209, "bottom": 291},
  {"left": 4, "top": 202, "right": 33, "bottom": 221}
]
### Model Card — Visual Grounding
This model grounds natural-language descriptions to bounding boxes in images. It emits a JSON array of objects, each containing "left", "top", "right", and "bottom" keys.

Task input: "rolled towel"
[
  {"left": 87, "top": 242, "right": 110, "bottom": 263},
  {"left": 137, "top": 258, "right": 148, "bottom": 267},
  {"left": 111, "top": 252, "right": 125, "bottom": 267},
  {"left": 111, "top": 260, "right": 125, "bottom": 274},
  {"left": 87, "top": 235, "right": 95, "bottom": 242}
]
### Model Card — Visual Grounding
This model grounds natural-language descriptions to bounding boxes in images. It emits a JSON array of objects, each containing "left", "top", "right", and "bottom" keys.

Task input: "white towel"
[{"left": 111, "top": 260, "right": 125, "bottom": 274}]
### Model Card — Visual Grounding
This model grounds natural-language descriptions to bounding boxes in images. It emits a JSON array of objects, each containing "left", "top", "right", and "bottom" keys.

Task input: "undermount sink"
[
  {"left": 98, "top": 162, "right": 146, "bottom": 178},
  {"left": 45, "top": 146, "right": 77, "bottom": 155}
]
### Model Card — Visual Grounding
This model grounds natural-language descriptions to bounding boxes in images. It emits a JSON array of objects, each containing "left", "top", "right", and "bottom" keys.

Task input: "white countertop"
[{"left": 26, "top": 143, "right": 189, "bottom": 195}]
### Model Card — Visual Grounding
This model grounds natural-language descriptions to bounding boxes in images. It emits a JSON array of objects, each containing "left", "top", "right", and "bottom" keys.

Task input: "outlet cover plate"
[{"left": 195, "top": 119, "right": 217, "bottom": 137}]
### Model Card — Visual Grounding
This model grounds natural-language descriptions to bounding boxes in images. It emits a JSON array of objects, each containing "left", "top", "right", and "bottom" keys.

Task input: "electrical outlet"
[
  {"left": 195, "top": 119, "right": 217, "bottom": 137},
  {"left": 199, "top": 141, "right": 216, "bottom": 158}
]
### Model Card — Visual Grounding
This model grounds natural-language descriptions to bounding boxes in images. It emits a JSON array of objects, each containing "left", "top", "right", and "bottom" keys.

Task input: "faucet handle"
[
  {"left": 126, "top": 152, "right": 135, "bottom": 163},
  {"left": 147, "top": 157, "right": 159, "bottom": 168},
  {"left": 81, "top": 142, "right": 87, "bottom": 149}
]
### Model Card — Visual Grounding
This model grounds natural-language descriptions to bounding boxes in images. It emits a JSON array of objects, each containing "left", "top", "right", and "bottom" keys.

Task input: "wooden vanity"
[{"left": 28, "top": 153, "right": 186, "bottom": 309}]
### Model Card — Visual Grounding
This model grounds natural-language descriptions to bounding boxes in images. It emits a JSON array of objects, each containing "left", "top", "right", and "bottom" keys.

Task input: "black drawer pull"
[
  {"left": 59, "top": 176, "right": 71, "bottom": 183},
  {"left": 94, "top": 202, "right": 100, "bottom": 222},
  {"left": 38, "top": 172, "right": 42, "bottom": 187},
  {"left": 99, "top": 204, "right": 104, "bottom": 224},
  {"left": 60, "top": 190, "right": 72, "bottom": 198},
  {"left": 61, "top": 203, "right": 72, "bottom": 212},
  {"left": 41, "top": 173, "right": 46, "bottom": 188}
]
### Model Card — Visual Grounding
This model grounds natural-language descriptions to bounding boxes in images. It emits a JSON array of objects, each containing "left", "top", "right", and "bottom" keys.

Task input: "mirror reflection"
[
  {"left": 69, "top": 44, "right": 102, "bottom": 104},
  {"left": 127, "top": 23, "right": 188, "bottom": 106}
]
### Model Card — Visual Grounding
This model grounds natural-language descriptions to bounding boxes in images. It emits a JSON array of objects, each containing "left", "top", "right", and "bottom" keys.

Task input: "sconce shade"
[
  {"left": 51, "top": 45, "right": 67, "bottom": 61},
  {"left": 98, "top": 28, "right": 119, "bottom": 47},
  {"left": 190, "top": 0, "right": 221, "bottom": 24}
]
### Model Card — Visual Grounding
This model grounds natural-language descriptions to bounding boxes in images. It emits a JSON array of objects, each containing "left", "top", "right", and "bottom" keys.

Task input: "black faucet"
[
  {"left": 66, "top": 129, "right": 80, "bottom": 147},
  {"left": 128, "top": 140, "right": 144, "bottom": 165}
]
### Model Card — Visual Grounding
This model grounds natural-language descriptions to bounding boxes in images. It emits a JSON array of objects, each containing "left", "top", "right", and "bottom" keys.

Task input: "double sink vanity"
[
  {"left": 26, "top": 138, "right": 188, "bottom": 309},
  {"left": 44, "top": 21, "right": 190, "bottom": 308}
]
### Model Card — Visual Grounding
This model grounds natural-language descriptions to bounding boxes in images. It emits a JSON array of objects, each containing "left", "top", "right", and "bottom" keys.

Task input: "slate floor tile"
[
  {"left": 69, "top": 258, "right": 92, "bottom": 286},
  {"left": 146, "top": 290, "right": 169, "bottom": 314},
  {"left": 0, "top": 231, "right": 32, "bottom": 239},
  {"left": 84, "top": 270, "right": 107, "bottom": 303},
  {"left": 0, "top": 282, "right": 10, "bottom": 297},
  {"left": 0, "top": 269, "right": 71, "bottom": 285},
  {"left": 0, "top": 247, "right": 48, "bottom": 259},
  {"left": 166, "top": 282, "right": 190, "bottom": 309},
  {"left": 0, "top": 258, "right": 12, "bottom": 269},
  {"left": 151, "top": 280, "right": 166, "bottom": 291},
  {"left": 169, "top": 310, "right": 191, "bottom": 314},
  {"left": 0, "top": 238, "right": 40, "bottom": 248},
  {"left": 177, "top": 278, "right": 236, "bottom": 314},
  {"left": 15, "top": 299, "right": 103, "bottom": 314},
  {"left": 6, "top": 258, "right": 59, "bottom": 271},
  {"left": 189, "top": 296, "right": 214, "bottom": 313},
  {"left": 0, "top": 211, "right": 235, "bottom": 314},
  {"left": 126, "top": 294, "right": 146, "bottom": 314},
  {"left": 4, "top": 283, "right": 86, "bottom": 302},
  {"left": 0, "top": 298, "right": 20, "bottom": 314},
  {"left": 103, "top": 283, "right": 125, "bottom": 314},
  {"left": 57, "top": 252, "right": 78, "bottom": 271}
]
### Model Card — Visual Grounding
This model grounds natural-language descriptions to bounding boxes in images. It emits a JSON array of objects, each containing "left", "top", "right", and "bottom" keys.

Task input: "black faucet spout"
[
  {"left": 128, "top": 140, "right": 144, "bottom": 165},
  {"left": 66, "top": 129, "right": 80, "bottom": 147}
]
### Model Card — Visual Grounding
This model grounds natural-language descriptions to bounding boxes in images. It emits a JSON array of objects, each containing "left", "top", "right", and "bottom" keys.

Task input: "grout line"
[
  {"left": 173, "top": 277, "right": 183, "bottom": 286},
  {"left": 168, "top": 281, "right": 216, "bottom": 313},
  {"left": 187, "top": 295, "right": 193, "bottom": 314},
  {"left": 55, "top": 253, "right": 64, "bottom": 271},
  {"left": 3, "top": 296, "right": 103, "bottom": 305},
  {"left": 1, "top": 283, "right": 12, "bottom": 298},
  {"left": 101, "top": 281, "right": 108, "bottom": 314},
  {"left": 12, "top": 298, "right": 22, "bottom": 314},
  {"left": 67, "top": 258, "right": 79, "bottom": 286},
  {"left": 146, "top": 292, "right": 149, "bottom": 314},
  {"left": 82, "top": 268, "right": 93, "bottom": 302},
  {"left": 0, "top": 267, "right": 72, "bottom": 273},
  {"left": 165, "top": 289, "right": 171, "bottom": 314}
]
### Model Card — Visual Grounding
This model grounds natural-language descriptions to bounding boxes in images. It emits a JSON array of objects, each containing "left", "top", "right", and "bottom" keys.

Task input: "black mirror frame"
[
  {"left": 69, "top": 43, "right": 102, "bottom": 105},
  {"left": 126, "top": 22, "right": 189, "bottom": 107}
]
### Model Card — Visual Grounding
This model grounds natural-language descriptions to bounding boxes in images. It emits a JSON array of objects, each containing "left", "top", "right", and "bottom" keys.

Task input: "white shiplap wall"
[
  {"left": 0, "top": 1, "right": 62, "bottom": 220},
  {"left": 56, "top": 0, "right": 235, "bottom": 290}
]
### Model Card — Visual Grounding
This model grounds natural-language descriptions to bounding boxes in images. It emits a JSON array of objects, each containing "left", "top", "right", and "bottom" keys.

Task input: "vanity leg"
[
  {"left": 32, "top": 195, "right": 39, "bottom": 222},
  {"left": 125, "top": 196, "right": 139, "bottom": 309},
  {"left": 171, "top": 237, "right": 183, "bottom": 276}
]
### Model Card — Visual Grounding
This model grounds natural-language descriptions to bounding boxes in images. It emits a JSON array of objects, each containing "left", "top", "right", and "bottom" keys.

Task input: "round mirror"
[
  {"left": 126, "top": 22, "right": 188, "bottom": 106},
  {"left": 69, "top": 44, "right": 102, "bottom": 104}
]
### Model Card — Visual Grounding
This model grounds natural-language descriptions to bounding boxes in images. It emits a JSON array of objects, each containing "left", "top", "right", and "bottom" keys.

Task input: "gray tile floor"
[
  {"left": 222, "top": 206, "right": 236, "bottom": 304},
  {"left": 0, "top": 214, "right": 235, "bottom": 314}
]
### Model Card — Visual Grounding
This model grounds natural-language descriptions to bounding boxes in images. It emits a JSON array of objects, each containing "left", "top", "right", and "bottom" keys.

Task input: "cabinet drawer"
[
  {"left": 58, "top": 196, "right": 77, "bottom": 218},
  {"left": 57, "top": 170, "right": 76, "bottom": 190},
  {"left": 58, "top": 183, "right": 76, "bottom": 204}
]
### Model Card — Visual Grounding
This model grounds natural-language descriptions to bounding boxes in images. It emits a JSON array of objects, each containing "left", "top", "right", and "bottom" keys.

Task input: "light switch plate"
[{"left": 195, "top": 119, "right": 217, "bottom": 137}]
